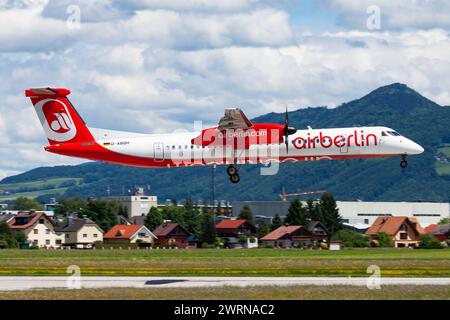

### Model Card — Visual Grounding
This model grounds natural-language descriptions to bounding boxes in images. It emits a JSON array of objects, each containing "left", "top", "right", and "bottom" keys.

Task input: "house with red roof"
[
  {"left": 215, "top": 219, "right": 257, "bottom": 248},
  {"left": 260, "top": 221, "right": 329, "bottom": 248},
  {"left": 104, "top": 224, "right": 156, "bottom": 244},
  {"left": 430, "top": 224, "right": 450, "bottom": 242},
  {"left": 153, "top": 223, "right": 190, "bottom": 248},
  {"left": 366, "top": 216, "right": 425, "bottom": 248},
  {"left": 424, "top": 224, "right": 438, "bottom": 234},
  {"left": 8, "top": 211, "right": 64, "bottom": 248}
]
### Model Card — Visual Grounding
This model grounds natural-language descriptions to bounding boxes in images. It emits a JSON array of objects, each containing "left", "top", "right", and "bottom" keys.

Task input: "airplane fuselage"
[{"left": 45, "top": 126, "right": 424, "bottom": 168}]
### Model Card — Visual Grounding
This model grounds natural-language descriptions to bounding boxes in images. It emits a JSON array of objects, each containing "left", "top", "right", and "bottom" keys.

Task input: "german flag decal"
[{"left": 103, "top": 142, "right": 111, "bottom": 146}]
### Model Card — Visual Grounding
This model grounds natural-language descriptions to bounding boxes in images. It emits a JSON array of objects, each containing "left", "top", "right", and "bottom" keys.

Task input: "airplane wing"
[{"left": 217, "top": 108, "right": 253, "bottom": 131}]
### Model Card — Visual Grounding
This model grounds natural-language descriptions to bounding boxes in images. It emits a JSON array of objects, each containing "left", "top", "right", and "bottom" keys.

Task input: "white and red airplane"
[{"left": 26, "top": 87, "right": 424, "bottom": 183}]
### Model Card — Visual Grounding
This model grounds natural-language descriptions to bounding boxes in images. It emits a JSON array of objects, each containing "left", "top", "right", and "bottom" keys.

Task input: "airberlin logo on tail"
[{"left": 34, "top": 99, "right": 77, "bottom": 142}]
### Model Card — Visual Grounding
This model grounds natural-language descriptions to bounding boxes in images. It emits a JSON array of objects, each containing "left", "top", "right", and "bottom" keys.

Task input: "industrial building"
[
  {"left": 232, "top": 201, "right": 450, "bottom": 228},
  {"left": 103, "top": 188, "right": 157, "bottom": 218}
]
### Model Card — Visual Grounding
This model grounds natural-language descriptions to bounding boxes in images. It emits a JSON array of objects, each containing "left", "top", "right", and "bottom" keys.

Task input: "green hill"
[{"left": 1, "top": 83, "right": 450, "bottom": 203}]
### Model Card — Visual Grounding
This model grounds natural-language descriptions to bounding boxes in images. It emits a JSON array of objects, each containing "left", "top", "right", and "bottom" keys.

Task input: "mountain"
[{"left": 1, "top": 83, "right": 450, "bottom": 203}]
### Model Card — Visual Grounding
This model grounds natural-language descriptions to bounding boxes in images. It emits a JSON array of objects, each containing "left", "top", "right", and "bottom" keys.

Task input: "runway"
[{"left": 1, "top": 276, "right": 450, "bottom": 291}]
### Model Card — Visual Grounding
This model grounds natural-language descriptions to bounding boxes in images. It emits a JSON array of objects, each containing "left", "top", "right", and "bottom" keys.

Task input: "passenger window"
[
  {"left": 382, "top": 132, "right": 388, "bottom": 136},
  {"left": 172, "top": 145, "right": 175, "bottom": 150}
]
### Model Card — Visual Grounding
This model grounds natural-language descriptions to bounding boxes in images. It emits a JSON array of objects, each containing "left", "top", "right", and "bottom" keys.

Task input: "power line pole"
[{"left": 211, "top": 164, "right": 216, "bottom": 214}]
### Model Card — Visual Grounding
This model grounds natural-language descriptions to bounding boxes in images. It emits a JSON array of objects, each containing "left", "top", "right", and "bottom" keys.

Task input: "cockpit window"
[{"left": 382, "top": 131, "right": 401, "bottom": 137}]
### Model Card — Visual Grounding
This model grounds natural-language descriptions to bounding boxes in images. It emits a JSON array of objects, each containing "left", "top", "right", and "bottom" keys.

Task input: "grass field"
[
  {"left": 436, "top": 145, "right": 450, "bottom": 176},
  {"left": 0, "top": 178, "right": 81, "bottom": 200},
  {"left": 1, "top": 285, "right": 450, "bottom": 300},
  {"left": 436, "top": 162, "right": 450, "bottom": 176},
  {"left": 438, "top": 145, "right": 450, "bottom": 157},
  {"left": 1, "top": 248, "right": 450, "bottom": 277}
]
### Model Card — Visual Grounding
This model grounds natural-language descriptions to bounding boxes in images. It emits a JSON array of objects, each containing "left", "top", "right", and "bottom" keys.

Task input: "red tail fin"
[{"left": 25, "top": 88, "right": 94, "bottom": 145}]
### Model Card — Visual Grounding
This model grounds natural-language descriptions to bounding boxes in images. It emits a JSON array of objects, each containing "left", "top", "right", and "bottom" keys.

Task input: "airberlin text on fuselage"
[{"left": 293, "top": 130, "right": 378, "bottom": 150}]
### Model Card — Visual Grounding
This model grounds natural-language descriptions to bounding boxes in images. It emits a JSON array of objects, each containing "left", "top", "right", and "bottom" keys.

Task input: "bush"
[
  {"left": 375, "top": 232, "right": 394, "bottom": 247},
  {"left": 201, "top": 242, "right": 216, "bottom": 249},
  {"left": 419, "top": 234, "right": 444, "bottom": 249},
  {"left": 331, "top": 230, "right": 370, "bottom": 248},
  {"left": 214, "top": 238, "right": 224, "bottom": 248},
  {"left": 0, "top": 240, "right": 8, "bottom": 249},
  {"left": 239, "top": 236, "right": 248, "bottom": 244}
]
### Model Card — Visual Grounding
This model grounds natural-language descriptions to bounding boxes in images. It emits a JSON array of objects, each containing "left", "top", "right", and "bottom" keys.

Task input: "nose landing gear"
[
  {"left": 227, "top": 165, "right": 240, "bottom": 183},
  {"left": 400, "top": 155, "right": 408, "bottom": 168}
]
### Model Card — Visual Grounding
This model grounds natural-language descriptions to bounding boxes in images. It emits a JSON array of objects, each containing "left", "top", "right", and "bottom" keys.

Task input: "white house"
[{"left": 8, "top": 212, "right": 64, "bottom": 248}]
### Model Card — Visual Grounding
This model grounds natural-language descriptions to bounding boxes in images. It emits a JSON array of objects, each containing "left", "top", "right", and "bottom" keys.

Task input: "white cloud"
[
  {"left": 118, "top": 0, "right": 256, "bottom": 13},
  {"left": 1, "top": 1, "right": 450, "bottom": 179},
  {"left": 327, "top": 0, "right": 450, "bottom": 30}
]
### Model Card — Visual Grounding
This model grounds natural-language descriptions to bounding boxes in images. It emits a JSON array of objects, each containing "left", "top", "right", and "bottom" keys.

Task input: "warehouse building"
[
  {"left": 232, "top": 201, "right": 450, "bottom": 228},
  {"left": 103, "top": 188, "right": 157, "bottom": 218}
]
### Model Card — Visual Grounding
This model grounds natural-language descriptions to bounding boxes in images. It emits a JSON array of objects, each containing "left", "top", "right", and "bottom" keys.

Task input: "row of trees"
[{"left": 238, "top": 193, "right": 344, "bottom": 237}]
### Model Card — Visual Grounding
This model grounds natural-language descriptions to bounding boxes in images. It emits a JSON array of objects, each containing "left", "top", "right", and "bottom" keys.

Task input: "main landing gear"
[
  {"left": 227, "top": 165, "right": 240, "bottom": 183},
  {"left": 400, "top": 155, "right": 408, "bottom": 168}
]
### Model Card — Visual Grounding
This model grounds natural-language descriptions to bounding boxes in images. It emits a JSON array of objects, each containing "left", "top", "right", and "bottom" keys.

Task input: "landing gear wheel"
[
  {"left": 227, "top": 165, "right": 237, "bottom": 176},
  {"left": 229, "top": 173, "right": 240, "bottom": 184},
  {"left": 400, "top": 160, "right": 408, "bottom": 168}
]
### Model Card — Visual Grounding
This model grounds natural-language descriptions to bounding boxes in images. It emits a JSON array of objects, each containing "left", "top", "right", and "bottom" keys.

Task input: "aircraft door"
[
  {"left": 340, "top": 134, "right": 349, "bottom": 153},
  {"left": 153, "top": 142, "right": 164, "bottom": 162}
]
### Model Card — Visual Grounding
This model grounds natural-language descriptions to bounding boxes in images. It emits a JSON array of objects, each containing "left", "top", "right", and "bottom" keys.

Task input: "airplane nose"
[
  {"left": 404, "top": 139, "right": 424, "bottom": 155},
  {"left": 416, "top": 144, "right": 425, "bottom": 154}
]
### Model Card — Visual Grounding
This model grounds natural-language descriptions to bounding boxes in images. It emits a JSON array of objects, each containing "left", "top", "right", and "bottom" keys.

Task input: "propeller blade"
[
  {"left": 285, "top": 135, "right": 289, "bottom": 153},
  {"left": 284, "top": 106, "right": 289, "bottom": 154}
]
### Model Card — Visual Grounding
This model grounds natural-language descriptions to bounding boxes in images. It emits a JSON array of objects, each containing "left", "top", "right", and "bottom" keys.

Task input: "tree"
[
  {"left": 0, "top": 221, "right": 18, "bottom": 248},
  {"left": 84, "top": 200, "right": 118, "bottom": 232},
  {"left": 271, "top": 213, "right": 283, "bottom": 230},
  {"left": 12, "top": 197, "right": 43, "bottom": 211},
  {"left": 183, "top": 198, "right": 201, "bottom": 236},
  {"left": 305, "top": 199, "right": 315, "bottom": 220},
  {"left": 238, "top": 205, "right": 254, "bottom": 224},
  {"left": 145, "top": 207, "right": 164, "bottom": 231},
  {"left": 331, "top": 230, "right": 370, "bottom": 248},
  {"left": 14, "top": 231, "right": 27, "bottom": 245},
  {"left": 161, "top": 205, "right": 185, "bottom": 226},
  {"left": 284, "top": 199, "right": 308, "bottom": 226},
  {"left": 200, "top": 211, "right": 216, "bottom": 244},
  {"left": 419, "top": 234, "right": 444, "bottom": 249},
  {"left": 375, "top": 232, "right": 394, "bottom": 247},
  {"left": 438, "top": 218, "right": 450, "bottom": 224},
  {"left": 118, "top": 205, "right": 128, "bottom": 218},
  {"left": 257, "top": 223, "right": 271, "bottom": 238},
  {"left": 319, "top": 193, "right": 343, "bottom": 235},
  {"left": 54, "top": 197, "right": 86, "bottom": 216}
]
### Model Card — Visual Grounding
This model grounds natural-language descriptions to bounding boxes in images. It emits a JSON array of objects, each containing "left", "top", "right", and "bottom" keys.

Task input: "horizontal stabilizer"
[{"left": 25, "top": 88, "right": 71, "bottom": 97}]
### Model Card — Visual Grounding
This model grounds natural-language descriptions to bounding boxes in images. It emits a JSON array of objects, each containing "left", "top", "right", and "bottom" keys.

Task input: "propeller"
[{"left": 283, "top": 106, "right": 297, "bottom": 154}]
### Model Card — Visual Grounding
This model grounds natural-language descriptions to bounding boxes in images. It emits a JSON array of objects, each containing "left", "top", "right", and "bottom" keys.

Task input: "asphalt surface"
[{"left": 1, "top": 276, "right": 450, "bottom": 291}]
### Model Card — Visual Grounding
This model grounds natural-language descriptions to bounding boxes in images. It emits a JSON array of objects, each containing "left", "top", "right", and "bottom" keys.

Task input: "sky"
[{"left": 1, "top": 0, "right": 450, "bottom": 179}]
